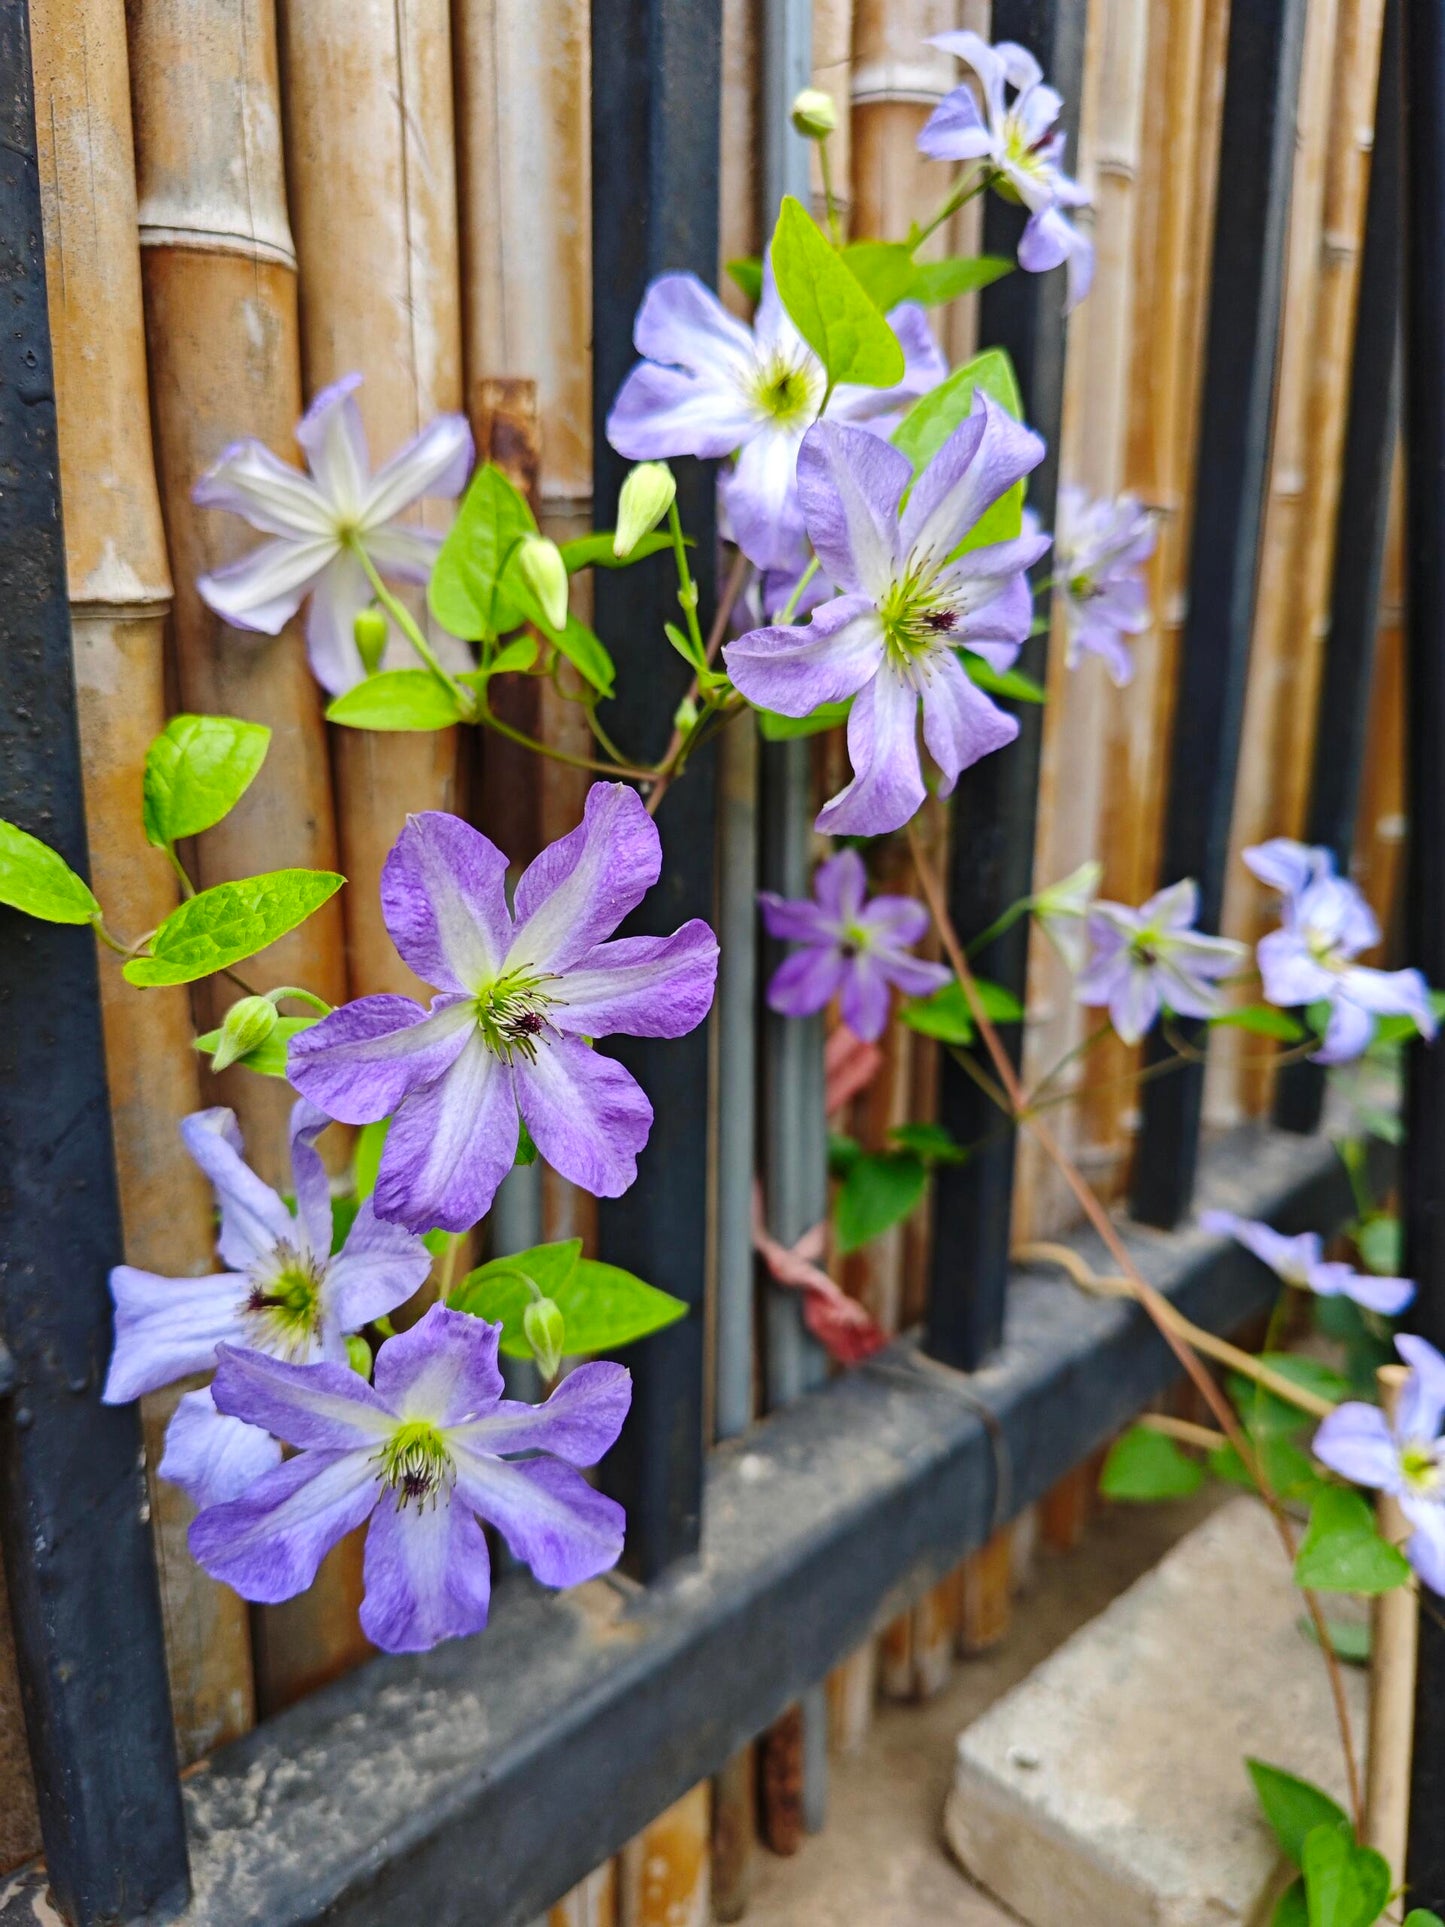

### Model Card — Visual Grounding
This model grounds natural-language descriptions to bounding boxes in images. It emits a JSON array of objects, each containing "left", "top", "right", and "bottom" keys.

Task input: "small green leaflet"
[
  {"left": 0, "top": 818, "right": 99, "bottom": 925},
  {"left": 834, "top": 1151, "right": 928, "bottom": 1255},
  {"left": 327, "top": 670, "right": 465, "bottom": 731},
  {"left": 1293, "top": 1486, "right": 1412, "bottom": 1594},
  {"left": 771, "top": 196, "right": 905, "bottom": 388},
  {"left": 143, "top": 714, "right": 271, "bottom": 849},
  {"left": 193, "top": 1015, "right": 318, "bottom": 1078},
  {"left": 1209, "top": 1433, "right": 1327, "bottom": 1506},
  {"left": 1405, "top": 1912, "right": 1445, "bottom": 1926},
  {"left": 1273, "top": 1883, "right": 1308, "bottom": 1927},
  {"left": 1247, "top": 1760, "right": 1349, "bottom": 1865},
  {"left": 123, "top": 869, "right": 344, "bottom": 987},
  {"left": 908, "top": 255, "right": 1012, "bottom": 305},
  {"left": 449, "top": 1240, "right": 687, "bottom": 1356},
  {"left": 1099, "top": 1426, "right": 1203, "bottom": 1501},
  {"left": 756, "top": 699, "right": 852, "bottom": 740},
  {"left": 840, "top": 241, "right": 918, "bottom": 312},
  {"left": 1298, "top": 1613, "right": 1371, "bottom": 1665},
  {"left": 546, "top": 613, "right": 616, "bottom": 698},
  {"left": 888, "top": 1120, "right": 967, "bottom": 1165},
  {"left": 1210, "top": 1002, "right": 1307, "bottom": 1041},
  {"left": 1300, "top": 1822, "right": 1390, "bottom": 1927},
  {"left": 891, "top": 347, "right": 1026, "bottom": 552},
  {"left": 429, "top": 461, "right": 535, "bottom": 641},
  {"left": 1227, "top": 1353, "right": 1349, "bottom": 1437},
  {"left": 900, "top": 977, "right": 1024, "bottom": 1045},
  {"left": 726, "top": 256, "right": 763, "bottom": 303},
  {"left": 558, "top": 530, "right": 674, "bottom": 571},
  {"left": 963, "top": 653, "right": 1046, "bottom": 703},
  {"left": 1355, "top": 1214, "right": 1402, "bottom": 1277},
  {"left": 461, "top": 634, "right": 541, "bottom": 705}
]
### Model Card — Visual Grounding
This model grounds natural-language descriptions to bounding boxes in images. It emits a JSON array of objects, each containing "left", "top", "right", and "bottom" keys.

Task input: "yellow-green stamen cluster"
[
  {"left": 377, "top": 1420, "right": 455, "bottom": 1510},
  {"left": 474, "top": 970, "right": 559, "bottom": 1064},
  {"left": 750, "top": 352, "right": 822, "bottom": 429},
  {"left": 878, "top": 562, "right": 957, "bottom": 671},
  {"left": 246, "top": 1243, "right": 326, "bottom": 1358},
  {"left": 1401, "top": 1440, "right": 1443, "bottom": 1496}
]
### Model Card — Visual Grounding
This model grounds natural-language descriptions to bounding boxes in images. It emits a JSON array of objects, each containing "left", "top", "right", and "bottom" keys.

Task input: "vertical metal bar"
[
  {"left": 714, "top": 719, "right": 758, "bottom": 1444},
  {"left": 592, "top": 0, "right": 722, "bottom": 1581},
  {"left": 925, "top": 0, "right": 1086, "bottom": 1371},
  {"left": 0, "top": 3, "right": 189, "bottom": 1916},
  {"left": 1275, "top": 0, "right": 1402, "bottom": 1137},
  {"left": 1130, "top": 0, "right": 1308, "bottom": 1229},
  {"left": 1401, "top": 0, "right": 1445, "bottom": 1900}
]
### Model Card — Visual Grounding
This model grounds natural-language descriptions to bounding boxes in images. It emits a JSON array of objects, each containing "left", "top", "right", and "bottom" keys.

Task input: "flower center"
[
  {"left": 1305, "top": 927, "right": 1346, "bottom": 973},
  {"left": 474, "top": 970, "right": 559, "bottom": 1063},
  {"left": 1401, "top": 1440, "right": 1443, "bottom": 1495},
  {"left": 750, "top": 351, "right": 823, "bottom": 429},
  {"left": 245, "top": 1243, "right": 326, "bottom": 1358},
  {"left": 878, "top": 562, "right": 955, "bottom": 672},
  {"left": 377, "top": 1420, "right": 456, "bottom": 1510},
  {"left": 838, "top": 922, "right": 871, "bottom": 961},
  {"left": 999, "top": 114, "right": 1058, "bottom": 187}
]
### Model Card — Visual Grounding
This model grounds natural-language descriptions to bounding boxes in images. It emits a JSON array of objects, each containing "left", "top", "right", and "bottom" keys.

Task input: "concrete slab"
[{"left": 944, "top": 1498, "right": 1368, "bottom": 1927}]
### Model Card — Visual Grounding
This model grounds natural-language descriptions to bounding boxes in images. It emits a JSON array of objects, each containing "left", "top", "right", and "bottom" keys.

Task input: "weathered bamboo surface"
[
  {"left": 849, "top": 0, "right": 956, "bottom": 248},
  {"left": 32, "top": 0, "right": 256, "bottom": 1764},
  {"left": 618, "top": 1783, "right": 712, "bottom": 1927},
  {"left": 1354, "top": 455, "right": 1406, "bottom": 936},
  {"left": 0, "top": 1550, "right": 39, "bottom": 1872},
  {"left": 721, "top": 0, "right": 762, "bottom": 313}
]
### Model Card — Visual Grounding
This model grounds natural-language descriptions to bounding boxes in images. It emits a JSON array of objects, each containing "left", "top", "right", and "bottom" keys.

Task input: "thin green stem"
[
  {"left": 778, "top": 556, "right": 820, "bottom": 624},
  {"left": 818, "top": 136, "right": 843, "bottom": 245},
  {"left": 352, "top": 543, "right": 471, "bottom": 709},
  {"left": 1024, "top": 1022, "right": 1112, "bottom": 1110},
  {"left": 472, "top": 699, "right": 654, "bottom": 781},
  {"left": 964, "top": 895, "right": 1032, "bottom": 960},
  {"left": 266, "top": 985, "right": 334, "bottom": 1016},
  {"left": 911, "top": 168, "right": 987, "bottom": 250},
  {"left": 164, "top": 844, "right": 196, "bottom": 899},
  {"left": 92, "top": 917, "right": 132, "bottom": 957},
  {"left": 667, "top": 498, "right": 706, "bottom": 661}
]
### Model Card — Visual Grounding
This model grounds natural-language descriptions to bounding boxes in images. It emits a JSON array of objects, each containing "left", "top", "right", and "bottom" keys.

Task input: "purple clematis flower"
[
  {"left": 194, "top": 373, "right": 473, "bottom": 696},
  {"left": 606, "top": 259, "right": 946, "bottom": 575},
  {"left": 1313, "top": 1335, "right": 1445, "bottom": 1594},
  {"left": 1074, "top": 879, "right": 1245, "bottom": 1045},
  {"left": 1200, "top": 1209, "right": 1414, "bottom": 1318},
  {"left": 724, "top": 396, "right": 1049, "bottom": 837},
  {"left": 1245, "top": 841, "right": 1437, "bottom": 1064},
  {"left": 189, "top": 1305, "right": 630, "bottom": 1653},
  {"left": 288, "top": 785, "right": 719, "bottom": 1235},
  {"left": 103, "top": 1102, "right": 431, "bottom": 1508},
  {"left": 760, "top": 848, "right": 950, "bottom": 1042},
  {"left": 1054, "top": 486, "right": 1156, "bottom": 686},
  {"left": 919, "top": 32, "right": 1094, "bottom": 309}
]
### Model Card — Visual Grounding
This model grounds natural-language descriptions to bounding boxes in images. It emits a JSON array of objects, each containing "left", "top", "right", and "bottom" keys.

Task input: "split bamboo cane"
[
  {"left": 617, "top": 1784, "right": 712, "bottom": 1927},
  {"left": 1353, "top": 455, "right": 1407, "bottom": 937},
  {"left": 1364, "top": 1365, "right": 1416, "bottom": 1878},
  {"left": 33, "top": 0, "right": 256, "bottom": 1763},
  {"left": 849, "top": 0, "right": 956, "bottom": 250},
  {"left": 722, "top": 0, "right": 763, "bottom": 317},
  {"left": 128, "top": 0, "right": 365, "bottom": 1710},
  {"left": 811, "top": 0, "right": 854, "bottom": 234},
  {"left": 548, "top": 1862, "right": 618, "bottom": 1927},
  {"left": 278, "top": 0, "right": 465, "bottom": 1001}
]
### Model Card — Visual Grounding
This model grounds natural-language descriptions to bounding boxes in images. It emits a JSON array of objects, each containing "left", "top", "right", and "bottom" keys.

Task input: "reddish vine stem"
[
  {"left": 645, "top": 548, "right": 752, "bottom": 819},
  {"left": 904, "top": 823, "right": 1364, "bottom": 1830}
]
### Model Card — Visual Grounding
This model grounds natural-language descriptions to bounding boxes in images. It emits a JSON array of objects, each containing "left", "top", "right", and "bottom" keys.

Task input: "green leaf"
[
  {"left": 1355, "top": 1214, "right": 1402, "bottom": 1277},
  {"left": 449, "top": 1242, "right": 687, "bottom": 1357},
  {"left": 726, "top": 256, "right": 763, "bottom": 303},
  {"left": 1099, "top": 1426, "right": 1204, "bottom": 1501},
  {"left": 840, "top": 240, "right": 919, "bottom": 311},
  {"left": 908, "top": 254, "right": 1013, "bottom": 305},
  {"left": 354, "top": 1118, "right": 389, "bottom": 1201},
  {"left": 558, "top": 530, "right": 674, "bottom": 571},
  {"left": 828, "top": 1131, "right": 862, "bottom": 1176},
  {"left": 1298, "top": 1613, "right": 1371, "bottom": 1665},
  {"left": 1209, "top": 1434, "right": 1328, "bottom": 1506},
  {"left": 900, "top": 976, "right": 1023, "bottom": 1046},
  {"left": 1294, "top": 1487, "right": 1412, "bottom": 1594},
  {"left": 665, "top": 620, "right": 706, "bottom": 672},
  {"left": 889, "top": 1121, "right": 967, "bottom": 1165},
  {"left": 1273, "top": 1880, "right": 1308, "bottom": 1927},
  {"left": 449, "top": 1240, "right": 584, "bottom": 1337},
  {"left": 429, "top": 461, "right": 536, "bottom": 641},
  {"left": 756, "top": 699, "right": 852, "bottom": 740},
  {"left": 835, "top": 1151, "right": 928, "bottom": 1255},
  {"left": 1227, "top": 1354, "right": 1350, "bottom": 1437},
  {"left": 0, "top": 818, "right": 100, "bottom": 924},
  {"left": 1405, "top": 1912, "right": 1445, "bottom": 1926},
  {"left": 193, "top": 1015, "right": 318, "bottom": 1078},
  {"left": 143, "top": 714, "right": 271, "bottom": 848},
  {"left": 771, "top": 196, "right": 905, "bottom": 388},
  {"left": 891, "top": 347, "right": 1026, "bottom": 552},
  {"left": 1210, "top": 1002, "right": 1308, "bottom": 1041},
  {"left": 547, "top": 613, "right": 616, "bottom": 697},
  {"left": 1301, "top": 1822, "right": 1390, "bottom": 1927},
  {"left": 123, "top": 869, "right": 344, "bottom": 987},
  {"left": 963, "top": 653, "right": 1047, "bottom": 703},
  {"left": 326, "top": 670, "right": 465, "bottom": 731},
  {"left": 1247, "top": 1761, "right": 1349, "bottom": 1865}
]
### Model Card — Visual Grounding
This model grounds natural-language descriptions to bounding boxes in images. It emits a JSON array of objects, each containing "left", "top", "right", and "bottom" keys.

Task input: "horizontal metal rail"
[{"left": 0, "top": 1121, "right": 1351, "bottom": 1927}]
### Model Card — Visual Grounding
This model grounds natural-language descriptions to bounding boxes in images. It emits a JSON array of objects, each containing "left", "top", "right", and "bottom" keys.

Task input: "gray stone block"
[{"left": 944, "top": 1498, "right": 1367, "bottom": 1927}]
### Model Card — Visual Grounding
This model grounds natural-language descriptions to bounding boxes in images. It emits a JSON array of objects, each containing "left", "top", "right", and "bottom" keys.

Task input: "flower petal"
[
  {"left": 197, "top": 535, "right": 336, "bottom": 637},
  {"left": 724, "top": 597, "right": 884, "bottom": 717},
  {"left": 210, "top": 1344, "right": 395, "bottom": 1449},
  {"left": 303, "top": 548, "right": 373, "bottom": 695},
  {"left": 838, "top": 955, "right": 892, "bottom": 1042},
  {"left": 159, "top": 1388, "right": 282, "bottom": 1509},
  {"left": 371, "top": 1304, "right": 505, "bottom": 1427},
  {"left": 814, "top": 849, "right": 869, "bottom": 923},
  {"left": 1243, "top": 838, "right": 1332, "bottom": 901},
  {"left": 1311, "top": 1263, "right": 1414, "bottom": 1318},
  {"left": 452, "top": 1450, "right": 625, "bottom": 1588},
  {"left": 295, "top": 373, "right": 371, "bottom": 518},
  {"left": 363, "top": 522, "right": 443, "bottom": 583},
  {"left": 1199, "top": 1209, "right": 1318, "bottom": 1286},
  {"left": 816, "top": 666, "right": 926, "bottom": 837},
  {"left": 633, "top": 271, "right": 758, "bottom": 375},
  {"left": 1396, "top": 1335, "right": 1445, "bottom": 1441},
  {"left": 723, "top": 427, "right": 810, "bottom": 573},
  {"left": 1312, "top": 1402, "right": 1402, "bottom": 1493},
  {"left": 189, "top": 1447, "right": 379, "bottom": 1604},
  {"left": 553, "top": 922, "right": 719, "bottom": 1039},
  {"left": 920, "top": 648, "right": 1019, "bottom": 793},
  {"left": 508, "top": 783, "right": 662, "bottom": 975},
  {"left": 1108, "top": 961, "right": 1160, "bottom": 1045},
  {"left": 917, "top": 83, "right": 996, "bottom": 162},
  {"left": 766, "top": 945, "right": 849, "bottom": 1020},
  {"left": 288, "top": 1098, "right": 337, "bottom": 1261},
  {"left": 193, "top": 438, "right": 335, "bottom": 538},
  {"left": 288, "top": 995, "right": 476, "bottom": 1125},
  {"left": 360, "top": 1489, "right": 492, "bottom": 1653},
  {"left": 361, "top": 414, "right": 474, "bottom": 527},
  {"left": 381, "top": 811, "right": 513, "bottom": 996},
  {"left": 758, "top": 892, "right": 836, "bottom": 945},
  {"left": 180, "top": 1107, "right": 294, "bottom": 1270},
  {"left": 374, "top": 1033, "right": 518, "bottom": 1234},
  {"left": 452, "top": 1360, "right": 632, "bottom": 1466},
  {"left": 1403, "top": 1503, "right": 1445, "bottom": 1596},
  {"left": 900, "top": 391, "right": 1045, "bottom": 565},
  {"left": 795, "top": 420, "right": 910, "bottom": 598},
  {"left": 103, "top": 1266, "right": 247, "bottom": 1403},
  {"left": 1313, "top": 995, "right": 1375, "bottom": 1065},
  {"left": 324, "top": 1201, "right": 434, "bottom": 1338},
  {"left": 1256, "top": 928, "right": 1338, "bottom": 1010},
  {"left": 608, "top": 360, "right": 759, "bottom": 462},
  {"left": 514, "top": 1036, "right": 653, "bottom": 1199}
]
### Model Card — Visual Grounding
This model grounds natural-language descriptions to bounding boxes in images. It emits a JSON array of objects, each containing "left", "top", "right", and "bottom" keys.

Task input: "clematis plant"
[
  {"left": 289, "top": 785, "right": 719, "bottom": 1234},
  {"left": 103, "top": 1102, "right": 431, "bottom": 1506},
  {"left": 195, "top": 372, "right": 473, "bottom": 695},
  {"left": 1313, "top": 1335, "right": 1445, "bottom": 1593},
  {"left": 190, "top": 1306, "right": 630, "bottom": 1653},
  {"left": 760, "top": 848, "right": 950, "bottom": 1042},
  {"left": 1074, "top": 879, "right": 1246, "bottom": 1045},
  {"left": 1053, "top": 486, "right": 1156, "bottom": 686},
  {"left": 724, "top": 395, "right": 1049, "bottom": 836},
  {"left": 1200, "top": 1210, "right": 1415, "bottom": 1318}
]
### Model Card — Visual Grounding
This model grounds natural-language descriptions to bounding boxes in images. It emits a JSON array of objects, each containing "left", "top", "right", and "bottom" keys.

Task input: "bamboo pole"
[
  {"left": 278, "top": 0, "right": 465, "bottom": 1000},
  {"left": 618, "top": 1785, "right": 712, "bottom": 1927},
  {"left": 548, "top": 1863, "right": 618, "bottom": 1927},
  {"left": 710, "top": 1745, "right": 757, "bottom": 1919},
  {"left": 1364, "top": 1365, "right": 1416, "bottom": 1878},
  {"left": 128, "top": 0, "right": 365, "bottom": 1711},
  {"left": 33, "top": 0, "right": 256, "bottom": 1764},
  {"left": 849, "top": 0, "right": 956, "bottom": 249},
  {"left": 811, "top": 0, "right": 854, "bottom": 234},
  {"left": 722, "top": 0, "right": 763, "bottom": 316},
  {"left": 0, "top": 1549, "right": 40, "bottom": 1871},
  {"left": 1353, "top": 454, "right": 1406, "bottom": 938}
]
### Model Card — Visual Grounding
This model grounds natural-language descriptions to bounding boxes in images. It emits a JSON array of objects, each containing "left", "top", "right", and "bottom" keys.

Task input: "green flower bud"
[
  {"left": 790, "top": 88, "right": 838, "bottom": 140},
  {"left": 211, "top": 995, "right": 278, "bottom": 1072},
  {"left": 345, "top": 1333, "right": 373, "bottom": 1377},
  {"left": 354, "top": 605, "right": 389, "bottom": 676},
  {"left": 517, "top": 534, "right": 570, "bottom": 632},
  {"left": 523, "top": 1296, "right": 566, "bottom": 1382},
  {"left": 672, "top": 694, "right": 699, "bottom": 734},
  {"left": 614, "top": 462, "right": 677, "bottom": 558}
]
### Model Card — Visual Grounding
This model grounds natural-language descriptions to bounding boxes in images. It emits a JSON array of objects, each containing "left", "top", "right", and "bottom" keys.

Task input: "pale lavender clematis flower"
[
  {"left": 724, "top": 396, "right": 1049, "bottom": 837},
  {"left": 919, "top": 31, "right": 1094, "bottom": 309},
  {"left": 103, "top": 1102, "right": 431, "bottom": 1508},
  {"left": 607, "top": 259, "right": 946, "bottom": 575},
  {"left": 1074, "top": 879, "right": 1246, "bottom": 1045},
  {"left": 189, "top": 1305, "right": 630, "bottom": 1653},
  {"left": 1246, "top": 844, "right": 1437, "bottom": 1064},
  {"left": 760, "top": 848, "right": 950, "bottom": 1042},
  {"left": 288, "top": 786, "right": 719, "bottom": 1235},
  {"left": 1032, "top": 858, "right": 1102, "bottom": 971},
  {"left": 1313, "top": 1335, "right": 1445, "bottom": 1594},
  {"left": 194, "top": 373, "right": 473, "bottom": 696},
  {"left": 1055, "top": 486, "right": 1156, "bottom": 686},
  {"left": 1200, "top": 1209, "right": 1414, "bottom": 1318}
]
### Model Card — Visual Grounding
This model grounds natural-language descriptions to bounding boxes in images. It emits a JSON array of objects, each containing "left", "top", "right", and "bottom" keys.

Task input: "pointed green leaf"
[
  {"left": 547, "top": 1259, "right": 689, "bottom": 1354},
  {"left": 1099, "top": 1426, "right": 1204, "bottom": 1501},
  {"left": 771, "top": 196, "right": 905, "bottom": 388},
  {"left": 1300, "top": 1822, "right": 1390, "bottom": 1927},
  {"left": 900, "top": 977, "right": 1023, "bottom": 1046},
  {"left": 449, "top": 1240, "right": 584, "bottom": 1339},
  {"left": 123, "top": 869, "right": 344, "bottom": 986},
  {"left": 1210, "top": 1002, "right": 1307, "bottom": 1040},
  {"left": 0, "top": 818, "right": 100, "bottom": 924},
  {"left": 558, "top": 531, "right": 674, "bottom": 572},
  {"left": 888, "top": 1120, "right": 967, "bottom": 1165},
  {"left": 1208, "top": 1434, "right": 1328, "bottom": 1506},
  {"left": 1356, "top": 1214, "right": 1402, "bottom": 1277},
  {"left": 1294, "top": 1487, "right": 1412, "bottom": 1594},
  {"left": 963, "top": 654, "right": 1046, "bottom": 703},
  {"left": 1405, "top": 1911, "right": 1445, "bottom": 1925},
  {"left": 143, "top": 714, "right": 271, "bottom": 848},
  {"left": 1272, "top": 1880, "right": 1308, "bottom": 1927},
  {"left": 1297, "top": 1613, "right": 1371, "bottom": 1665},
  {"left": 835, "top": 1151, "right": 928, "bottom": 1255},
  {"left": 326, "top": 670, "right": 465, "bottom": 731},
  {"left": 726, "top": 256, "right": 763, "bottom": 303},
  {"left": 908, "top": 254, "right": 1013, "bottom": 305},
  {"left": 548, "top": 613, "right": 616, "bottom": 697},
  {"left": 1246, "top": 1761, "right": 1349, "bottom": 1866},
  {"left": 429, "top": 461, "right": 536, "bottom": 641},
  {"left": 756, "top": 699, "right": 852, "bottom": 740},
  {"left": 840, "top": 240, "right": 918, "bottom": 311},
  {"left": 891, "top": 347, "right": 1026, "bottom": 551},
  {"left": 354, "top": 1118, "right": 390, "bottom": 1201},
  {"left": 193, "top": 1015, "right": 318, "bottom": 1078}
]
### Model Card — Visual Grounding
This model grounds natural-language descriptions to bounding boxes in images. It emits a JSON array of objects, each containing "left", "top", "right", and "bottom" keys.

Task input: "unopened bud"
[
  {"left": 614, "top": 462, "right": 676, "bottom": 558},
  {"left": 791, "top": 88, "right": 838, "bottom": 140},
  {"left": 517, "top": 534, "right": 570, "bottom": 632},
  {"left": 211, "top": 995, "right": 278, "bottom": 1072},
  {"left": 354, "top": 606, "right": 389, "bottom": 675},
  {"left": 345, "top": 1333, "right": 373, "bottom": 1377},
  {"left": 673, "top": 694, "right": 699, "bottom": 734},
  {"left": 523, "top": 1297, "right": 566, "bottom": 1381}
]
